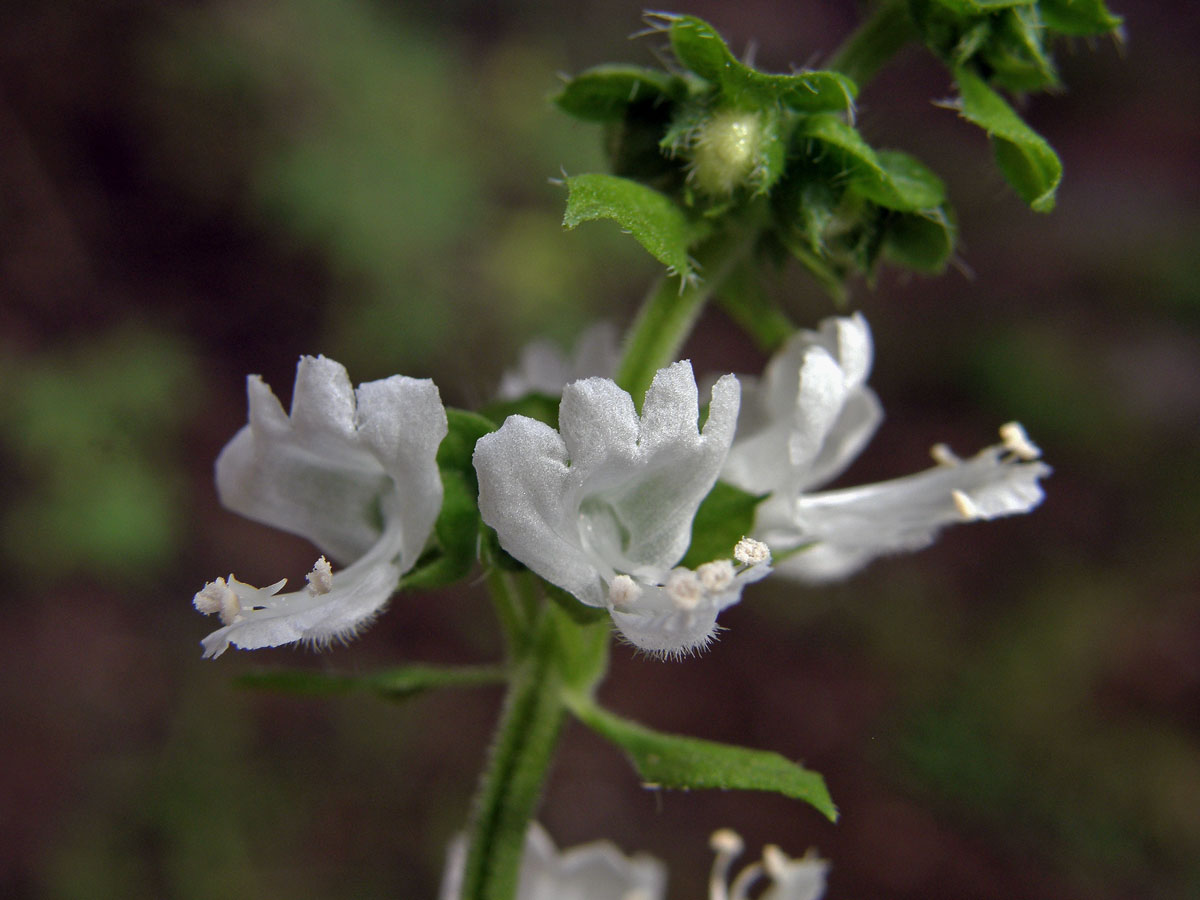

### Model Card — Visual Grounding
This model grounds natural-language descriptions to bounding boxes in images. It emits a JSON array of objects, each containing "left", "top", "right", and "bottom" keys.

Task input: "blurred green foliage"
[{"left": 0, "top": 326, "right": 195, "bottom": 585}]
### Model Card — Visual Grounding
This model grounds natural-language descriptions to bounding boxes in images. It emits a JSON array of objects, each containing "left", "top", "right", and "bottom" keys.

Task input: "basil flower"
[
  {"left": 437, "top": 825, "right": 827, "bottom": 900},
  {"left": 723, "top": 314, "right": 1050, "bottom": 582},
  {"left": 193, "top": 356, "right": 447, "bottom": 658},
  {"left": 438, "top": 823, "right": 666, "bottom": 900},
  {"left": 473, "top": 361, "right": 770, "bottom": 656}
]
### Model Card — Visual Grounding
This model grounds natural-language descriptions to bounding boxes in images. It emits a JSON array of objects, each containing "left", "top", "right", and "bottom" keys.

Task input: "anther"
[
  {"left": 1000, "top": 421, "right": 1041, "bottom": 460},
  {"left": 666, "top": 570, "right": 703, "bottom": 610},
  {"left": 952, "top": 489, "right": 981, "bottom": 520},
  {"left": 193, "top": 576, "right": 242, "bottom": 626},
  {"left": 734, "top": 537, "right": 770, "bottom": 566},
  {"left": 930, "top": 442, "right": 959, "bottom": 466},
  {"left": 608, "top": 574, "right": 643, "bottom": 610},
  {"left": 306, "top": 556, "right": 334, "bottom": 595},
  {"left": 697, "top": 560, "right": 735, "bottom": 592}
]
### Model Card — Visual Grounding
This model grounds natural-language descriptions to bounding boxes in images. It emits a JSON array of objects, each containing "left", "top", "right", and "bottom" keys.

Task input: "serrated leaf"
[
  {"left": 1040, "top": 0, "right": 1123, "bottom": 35},
  {"left": 563, "top": 173, "right": 709, "bottom": 279},
  {"left": 236, "top": 664, "right": 505, "bottom": 700},
  {"left": 572, "top": 700, "right": 838, "bottom": 821},
  {"left": 655, "top": 14, "right": 856, "bottom": 113},
  {"left": 952, "top": 66, "right": 1061, "bottom": 212},
  {"left": 401, "top": 408, "right": 496, "bottom": 589},
  {"left": 554, "top": 64, "right": 685, "bottom": 122},
  {"left": 681, "top": 482, "right": 765, "bottom": 568},
  {"left": 882, "top": 206, "right": 956, "bottom": 272}
]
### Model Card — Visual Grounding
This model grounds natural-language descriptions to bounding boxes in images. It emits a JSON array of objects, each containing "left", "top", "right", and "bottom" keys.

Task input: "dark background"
[{"left": 2, "top": 1, "right": 1197, "bottom": 898}]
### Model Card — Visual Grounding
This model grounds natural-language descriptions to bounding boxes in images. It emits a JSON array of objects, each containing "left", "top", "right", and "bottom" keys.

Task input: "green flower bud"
[{"left": 687, "top": 108, "right": 771, "bottom": 198}]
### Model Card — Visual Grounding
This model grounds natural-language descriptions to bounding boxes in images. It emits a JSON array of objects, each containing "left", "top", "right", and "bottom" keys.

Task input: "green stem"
[
  {"left": 829, "top": 0, "right": 917, "bottom": 89},
  {"left": 460, "top": 608, "right": 567, "bottom": 900},
  {"left": 614, "top": 226, "right": 757, "bottom": 407}
]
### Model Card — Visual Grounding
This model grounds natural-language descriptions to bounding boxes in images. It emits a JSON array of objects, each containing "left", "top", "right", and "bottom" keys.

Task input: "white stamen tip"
[
  {"left": 608, "top": 574, "right": 643, "bottom": 610},
  {"left": 930, "top": 442, "right": 959, "bottom": 466},
  {"left": 762, "top": 845, "right": 788, "bottom": 877},
  {"left": 734, "top": 537, "right": 770, "bottom": 566},
  {"left": 1000, "top": 421, "right": 1041, "bottom": 460},
  {"left": 697, "top": 559, "right": 735, "bottom": 592},
  {"left": 666, "top": 570, "right": 703, "bottom": 610},
  {"left": 953, "top": 489, "right": 982, "bottom": 520},
  {"left": 193, "top": 576, "right": 242, "bottom": 625},
  {"left": 306, "top": 556, "right": 334, "bottom": 595},
  {"left": 710, "top": 829, "right": 744, "bottom": 855}
]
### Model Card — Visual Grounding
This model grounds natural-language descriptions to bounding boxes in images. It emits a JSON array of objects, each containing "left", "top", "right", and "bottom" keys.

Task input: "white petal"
[
  {"left": 215, "top": 356, "right": 446, "bottom": 567},
  {"left": 759, "top": 847, "right": 829, "bottom": 900},
  {"left": 496, "top": 322, "right": 620, "bottom": 400},
  {"left": 724, "top": 315, "right": 879, "bottom": 495},
  {"left": 474, "top": 415, "right": 613, "bottom": 607},
  {"left": 766, "top": 438, "right": 1051, "bottom": 583},
  {"left": 440, "top": 823, "right": 667, "bottom": 900}
]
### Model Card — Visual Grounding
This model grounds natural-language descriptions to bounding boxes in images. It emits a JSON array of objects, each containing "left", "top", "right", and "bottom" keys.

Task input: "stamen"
[
  {"left": 1000, "top": 421, "right": 1041, "bottom": 460},
  {"left": 952, "top": 489, "right": 981, "bottom": 520},
  {"left": 666, "top": 570, "right": 703, "bottom": 610},
  {"left": 697, "top": 559, "right": 735, "bottom": 592},
  {"left": 306, "top": 556, "right": 334, "bottom": 595},
  {"left": 609, "top": 574, "right": 643, "bottom": 610},
  {"left": 193, "top": 576, "right": 243, "bottom": 626},
  {"left": 930, "top": 442, "right": 959, "bottom": 466},
  {"left": 708, "top": 829, "right": 744, "bottom": 900},
  {"left": 733, "top": 537, "right": 770, "bottom": 566}
]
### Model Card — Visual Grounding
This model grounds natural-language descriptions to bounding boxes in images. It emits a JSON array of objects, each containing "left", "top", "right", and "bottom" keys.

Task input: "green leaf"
[
  {"left": 681, "top": 482, "right": 765, "bottom": 568},
  {"left": 563, "top": 173, "right": 710, "bottom": 280},
  {"left": 401, "top": 409, "right": 495, "bottom": 589},
  {"left": 882, "top": 206, "right": 957, "bottom": 272},
  {"left": 236, "top": 664, "right": 505, "bottom": 700},
  {"left": 929, "top": 0, "right": 1030, "bottom": 12},
  {"left": 952, "top": 66, "right": 1061, "bottom": 212},
  {"left": 1039, "top": 0, "right": 1123, "bottom": 36},
  {"left": 797, "top": 115, "right": 946, "bottom": 212},
  {"left": 554, "top": 64, "right": 685, "bottom": 122},
  {"left": 571, "top": 700, "right": 838, "bottom": 821},
  {"left": 655, "top": 14, "right": 857, "bottom": 113}
]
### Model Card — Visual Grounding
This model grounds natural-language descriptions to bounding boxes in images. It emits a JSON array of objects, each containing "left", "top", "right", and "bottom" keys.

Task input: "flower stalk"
[{"left": 828, "top": 0, "right": 917, "bottom": 88}]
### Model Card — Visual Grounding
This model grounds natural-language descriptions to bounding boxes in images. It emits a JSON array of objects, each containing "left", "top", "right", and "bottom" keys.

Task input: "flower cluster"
[
  {"left": 438, "top": 824, "right": 828, "bottom": 900},
  {"left": 193, "top": 314, "right": 1048, "bottom": 658}
]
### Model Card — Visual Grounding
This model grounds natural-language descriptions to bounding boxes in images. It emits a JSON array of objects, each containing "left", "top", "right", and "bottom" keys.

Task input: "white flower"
[
  {"left": 438, "top": 823, "right": 666, "bottom": 900},
  {"left": 437, "top": 825, "right": 827, "bottom": 900},
  {"left": 708, "top": 829, "right": 828, "bottom": 900},
  {"left": 193, "top": 355, "right": 447, "bottom": 658},
  {"left": 473, "top": 361, "right": 770, "bottom": 656},
  {"left": 497, "top": 322, "right": 620, "bottom": 400},
  {"left": 723, "top": 314, "right": 1050, "bottom": 582}
]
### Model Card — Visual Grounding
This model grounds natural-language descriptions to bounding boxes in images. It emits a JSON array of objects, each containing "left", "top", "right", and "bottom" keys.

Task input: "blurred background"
[{"left": 1, "top": 1, "right": 1197, "bottom": 898}]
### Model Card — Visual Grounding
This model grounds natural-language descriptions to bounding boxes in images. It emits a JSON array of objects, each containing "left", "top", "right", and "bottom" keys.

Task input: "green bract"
[
  {"left": 953, "top": 66, "right": 1062, "bottom": 212},
  {"left": 554, "top": 12, "right": 957, "bottom": 299}
]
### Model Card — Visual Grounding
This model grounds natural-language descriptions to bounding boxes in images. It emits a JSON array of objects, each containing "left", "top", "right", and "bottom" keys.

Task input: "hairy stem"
[
  {"left": 615, "top": 226, "right": 758, "bottom": 407},
  {"left": 829, "top": 0, "right": 917, "bottom": 89},
  {"left": 460, "top": 610, "right": 567, "bottom": 900}
]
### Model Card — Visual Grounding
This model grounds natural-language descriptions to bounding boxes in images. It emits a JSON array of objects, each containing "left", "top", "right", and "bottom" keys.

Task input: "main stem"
[{"left": 460, "top": 607, "right": 566, "bottom": 900}]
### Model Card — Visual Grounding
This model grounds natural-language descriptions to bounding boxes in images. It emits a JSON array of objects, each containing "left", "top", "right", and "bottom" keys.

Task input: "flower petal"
[
  {"left": 215, "top": 356, "right": 446, "bottom": 567},
  {"left": 439, "top": 823, "right": 667, "bottom": 900},
  {"left": 763, "top": 428, "right": 1051, "bottom": 582}
]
